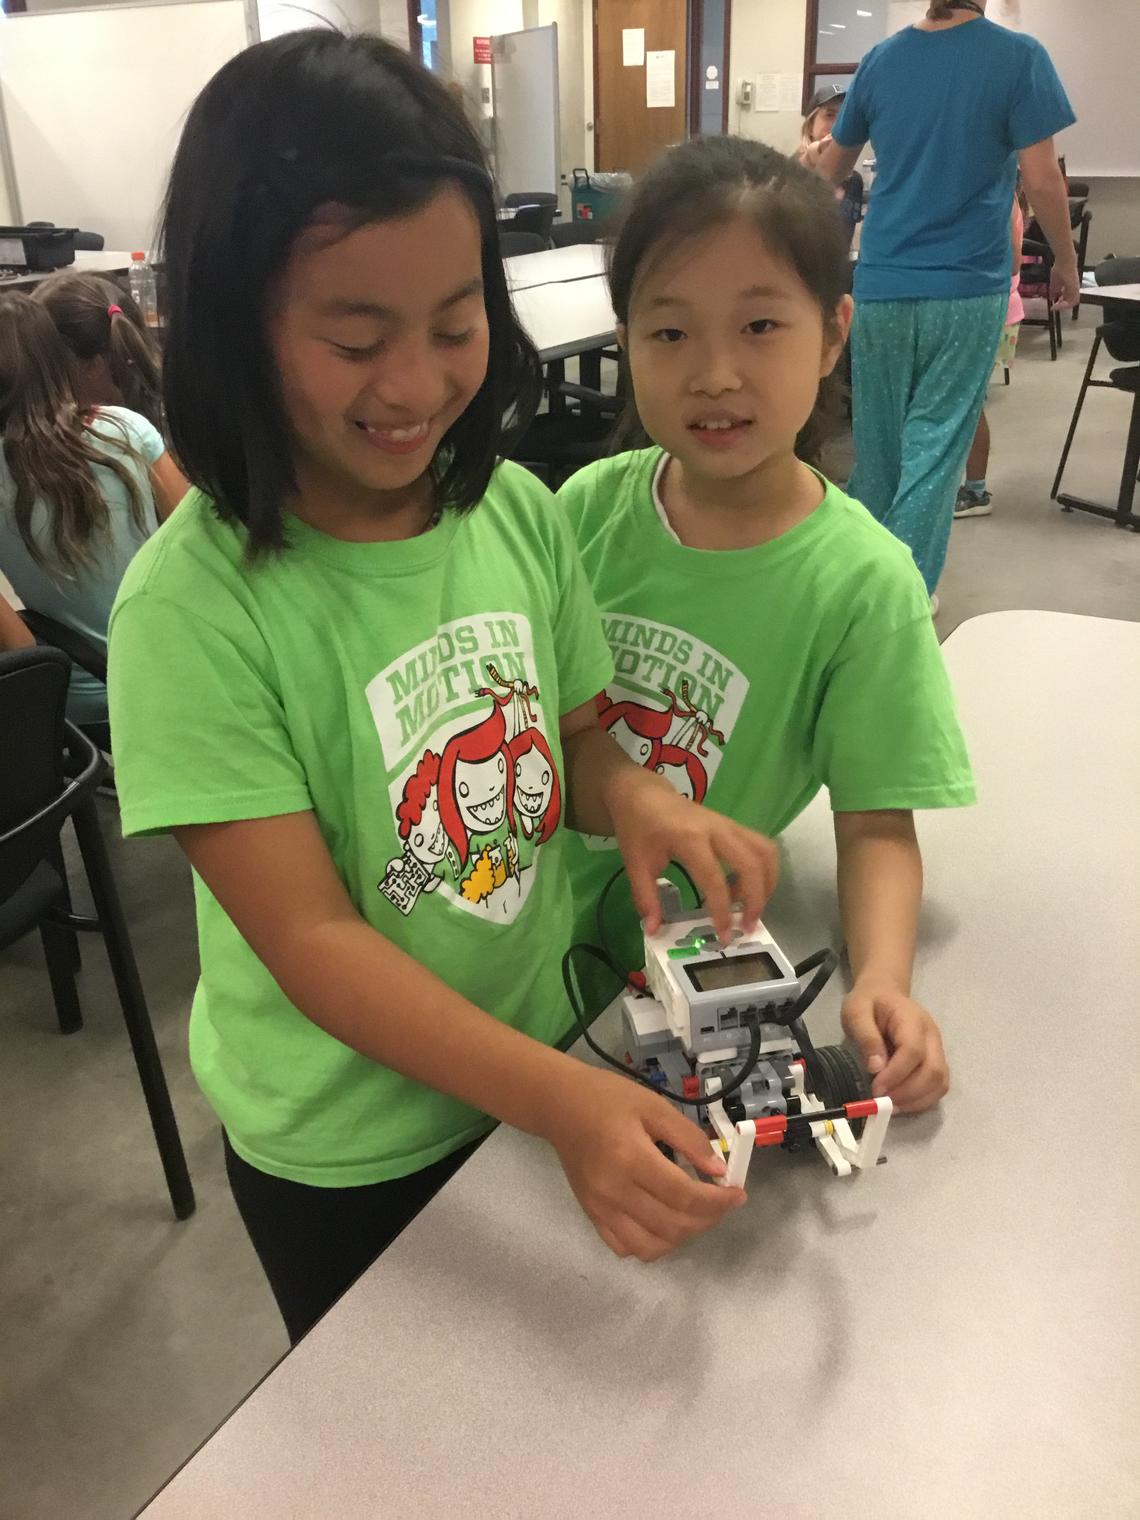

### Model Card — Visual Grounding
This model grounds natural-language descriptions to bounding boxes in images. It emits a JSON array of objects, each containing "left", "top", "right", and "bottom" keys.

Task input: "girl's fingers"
[
  {"left": 606, "top": 1215, "right": 676, "bottom": 1263},
  {"left": 710, "top": 824, "right": 779, "bottom": 930},
  {"left": 886, "top": 1033, "right": 949, "bottom": 1112},
  {"left": 672, "top": 838, "right": 733, "bottom": 940},
  {"left": 623, "top": 846, "right": 668, "bottom": 935},
  {"left": 871, "top": 1022, "right": 925, "bottom": 1096},
  {"left": 632, "top": 1133, "right": 745, "bottom": 1227}
]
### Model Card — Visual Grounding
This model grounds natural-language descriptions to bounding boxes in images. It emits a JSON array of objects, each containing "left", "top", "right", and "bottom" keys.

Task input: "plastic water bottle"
[{"left": 128, "top": 250, "right": 160, "bottom": 328}]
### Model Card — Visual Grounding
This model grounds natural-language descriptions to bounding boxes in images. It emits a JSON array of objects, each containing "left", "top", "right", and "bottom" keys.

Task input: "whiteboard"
[
  {"left": 0, "top": 1, "right": 250, "bottom": 252},
  {"left": 887, "top": 1, "right": 1138, "bottom": 178},
  {"left": 491, "top": 25, "right": 560, "bottom": 200}
]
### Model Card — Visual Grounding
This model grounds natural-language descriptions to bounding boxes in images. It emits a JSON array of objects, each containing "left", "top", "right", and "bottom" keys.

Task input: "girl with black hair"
[
  {"left": 560, "top": 137, "right": 976, "bottom": 1119},
  {"left": 107, "top": 31, "right": 777, "bottom": 1341}
]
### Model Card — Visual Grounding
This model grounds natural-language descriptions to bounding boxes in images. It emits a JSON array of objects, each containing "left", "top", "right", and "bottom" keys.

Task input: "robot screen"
[{"left": 685, "top": 951, "right": 782, "bottom": 993}]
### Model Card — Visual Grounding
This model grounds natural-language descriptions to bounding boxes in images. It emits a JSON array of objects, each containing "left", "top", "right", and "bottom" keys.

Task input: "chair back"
[
  {"left": 0, "top": 649, "right": 99, "bottom": 900},
  {"left": 503, "top": 191, "right": 558, "bottom": 210},
  {"left": 19, "top": 609, "right": 108, "bottom": 683},
  {"left": 509, "top": 203, "right": 556, "bottom": 241},
  {"left": 551, "top": 221, "right": 600, "bottom": 248},
  {"left": 1095, "top": 256, "right": 1140, "bottom": 286},
  {"left": 500, "top": 230, "right": 547, "bottom": 258}
]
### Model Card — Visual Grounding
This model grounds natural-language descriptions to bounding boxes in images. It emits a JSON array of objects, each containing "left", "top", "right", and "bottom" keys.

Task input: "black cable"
[
  {"left": 594, "top": 861, "right": 703, "bottom": 988},
  {"left": 562, "top": 942, "right": 764, "bottom": 1107}
]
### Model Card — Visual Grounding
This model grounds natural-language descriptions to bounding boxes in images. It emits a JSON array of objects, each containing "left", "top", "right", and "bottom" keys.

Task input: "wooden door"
[{"left": 594, "top": 0, "right": 688, "bottom": 173}]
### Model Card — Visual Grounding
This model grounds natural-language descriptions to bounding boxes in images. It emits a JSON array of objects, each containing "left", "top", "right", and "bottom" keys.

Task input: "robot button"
[
  {"left": 682, "top": 1075, "right": 701, "bottom": 1100},
  {"left": 668, "top": 946, "right": 700, "bottom": 960}
]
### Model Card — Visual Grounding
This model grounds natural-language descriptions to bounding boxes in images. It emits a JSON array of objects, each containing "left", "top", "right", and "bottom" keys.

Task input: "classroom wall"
[
  {"left": 1085, "top": 180, "right": 1140, "bottom": 266},
  {"left": 258, "top": 0, "right": 382, "bottom": 41},
  {"left": 443, "top": 0, "right": 524, "bottom": 116},
  {"left": 726, "top": 0, "right": 805, "bottom": 155}
]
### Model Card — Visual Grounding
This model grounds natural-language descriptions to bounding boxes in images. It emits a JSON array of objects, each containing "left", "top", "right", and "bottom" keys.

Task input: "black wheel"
[{"left": 805, "top": 1044, "right": 871, "bottom": 1134}]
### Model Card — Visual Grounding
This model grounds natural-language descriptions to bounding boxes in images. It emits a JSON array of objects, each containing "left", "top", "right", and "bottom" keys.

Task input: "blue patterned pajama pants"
[{"left": 847, "top": 293, "right": 1007, "bottom": 593}]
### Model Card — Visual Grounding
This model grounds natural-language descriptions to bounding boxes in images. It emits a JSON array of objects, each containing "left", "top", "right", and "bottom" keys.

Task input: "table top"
[
  {"left": 1079, "top": 281, "right": 1140, "bottom": 306},
  {"left": 505, "top": 243, "right": 606, "bottom": 292},
  {"left": 142, "top": 611, "right": 1140, "bottom": 1520},
  {"left": 510, "top": 273, "right": 617, "bottom": 362},
  {"left": 0, "top": 249, "right": 134, "bottom": 289}
]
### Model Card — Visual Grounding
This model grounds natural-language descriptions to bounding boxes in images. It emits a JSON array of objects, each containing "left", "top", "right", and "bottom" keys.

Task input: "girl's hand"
[
  {"left": 608, "top": 768, "right": 779, "bottom": 942},
  {"left": 841, "top": 981, "right": 949, "bottom": 1113},
  {"left": 543, "top": 1065, "right": 746, "bottom": 1261}
]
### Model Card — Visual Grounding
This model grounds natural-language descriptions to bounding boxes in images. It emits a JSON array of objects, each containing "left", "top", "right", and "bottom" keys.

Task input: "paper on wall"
[
  {"left": 646, "top": 50, "right": 676, "bottom": 108},
  {"left": 755, "top": 73, "right": 779, "bottom": 111},
  {"left": 778, "top": 72, "right": 803, "bottom": 112},
  {"left": 622, "top": 28, "right": 645, "bottom": 67}
]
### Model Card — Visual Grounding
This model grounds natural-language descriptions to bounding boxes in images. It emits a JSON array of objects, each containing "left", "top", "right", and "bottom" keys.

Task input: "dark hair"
[
  {"left": 0, "top": 293, "right": 147, "bottom": 578},
  {"left": 607, "top": 136, "right": 850, "bottom": 464},
  {"left": 33, "top": 272, "right": 164, "bottom": 433},
  {"left": 159, "top": 30, "right": 540, "bottom": 555}
]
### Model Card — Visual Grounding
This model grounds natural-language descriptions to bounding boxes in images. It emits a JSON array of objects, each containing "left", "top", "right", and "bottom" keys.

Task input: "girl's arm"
[
  {"left": 559, "top": 701, "right": 779, "bottom": 940},
  {"left": 149, "top": 452, "right": 191, "bottom": 522},
  {"left": 174, "top": 808, "right": 745, "bottom": 1263},
  {"left": 833, "top": 809, "right": 948, "bottom": 1113},
  {"left": 0, "top": 591, "right": 35, "bottom": 651}
]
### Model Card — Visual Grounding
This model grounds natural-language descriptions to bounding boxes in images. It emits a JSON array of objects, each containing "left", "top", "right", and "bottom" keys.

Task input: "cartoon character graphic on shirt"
[
  {"left": 379, "top": 750, "right": 458, "bottom": 915},
  {"left": 368, "top": 612, "right": 565, "bottom": 922},
  {"left": 597, "top": 681, "right": 721, "bottom": 804},
  {"left": 507, "top": 725, "right": 562, "bottom": 869},
  {"left": 596, "top": 690, "right": 674, "bottom": 771},
  {"left": 477, "top": 662, "right": 540, "bottom": 740},
  {"left": 437, "top": 701, "right": 523, "bottom": 909}
]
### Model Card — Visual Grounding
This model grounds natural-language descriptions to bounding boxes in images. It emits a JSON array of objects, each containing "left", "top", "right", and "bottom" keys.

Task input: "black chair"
[
  {"left": 551, "top": 221, "right": 600, "bottom": 248},
  {"left": 505, "top": 203, "right": 556, "bottom": 244},
  {"left": 500, "top": 230, "right": 547, "bottom": 258},
  {"left": 0, "top": 646, "right": 195, "bottom": 1219},
  {"left": 1019, "top": 230, "right": 1063, "bottom": 359},
  {"left": 502, "top": 191, "right": 558, "bottom": 212},
  {"left": 511, "top": 380, "right": 624, "bottom": 489},
  {"left": 19, "top": 608, "right": 110, "bottom": 753},
  {"left": 19, "top": 608, "right": 107, "bottom": 684},
  {"left": 1051, "top": 259, "right": 1140, "bottom": 532},
  {"left": 1069, "top": 197, "right": 1093, "bottom": 321}
]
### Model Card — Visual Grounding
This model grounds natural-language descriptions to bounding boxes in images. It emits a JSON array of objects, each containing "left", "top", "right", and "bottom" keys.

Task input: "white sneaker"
[{"left": 929, "top": 592, "right": 940, "bottom": 617}]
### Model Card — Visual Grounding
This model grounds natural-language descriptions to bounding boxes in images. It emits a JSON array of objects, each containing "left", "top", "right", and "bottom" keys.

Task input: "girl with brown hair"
[
  {"left": 33, "top": 271, "right": 165, "bottom": 433},
  {"left": 0, "top": 293, "right": 185, "bottom": 742}
]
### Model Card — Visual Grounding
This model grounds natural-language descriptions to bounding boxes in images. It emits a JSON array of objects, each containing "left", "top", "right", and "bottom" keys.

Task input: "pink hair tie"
[{"left": 107, "top": 304, "right": 123, "bottom": 317}]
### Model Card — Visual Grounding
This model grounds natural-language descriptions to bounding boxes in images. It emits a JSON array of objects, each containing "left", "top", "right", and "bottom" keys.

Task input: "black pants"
[{"left": 223, "top": 1132, "right": 483, "bottom": 1344}]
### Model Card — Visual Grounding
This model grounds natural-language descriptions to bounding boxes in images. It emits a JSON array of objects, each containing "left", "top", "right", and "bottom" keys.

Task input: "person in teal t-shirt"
[
  {"left": 801, "top": 1, "right": 1077, "bottom": 594},
  {"left": 561, "top": 138, "right": 975, "bottom": 1121},
  {"left": 108, "top": 34, "right": 779, "bottom": 1342}
]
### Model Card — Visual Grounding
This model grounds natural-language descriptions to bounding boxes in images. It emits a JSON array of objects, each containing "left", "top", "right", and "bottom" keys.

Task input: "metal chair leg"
[
  {"left": 1051, "top": 331, "right": 1102, "bottom": 499},
  {"left": 39, "top": 914, "right": 83, "bottom": 1034},
  {"left": 71, "top": 797, "right": 195, "bottom": 1221},
  {"left": 47, "top": 835, "right": 81, "bottom": 971},
  {"left": 1114, "top": 389, "right": 1140, "bottom": 527}
]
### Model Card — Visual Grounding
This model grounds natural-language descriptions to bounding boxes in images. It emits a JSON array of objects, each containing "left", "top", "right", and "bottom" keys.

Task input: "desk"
[
  {"left": 505, "top": 243, "right": 606, "bottom": 292},
  {"left": 510, "top": 274, "right": 617, "bottom": 363},
  {"left": 0, "top": 249, "right": 134, "bottom": 290},
  {"left": 142, "top": 611, "right": 1140, "bottom": 1520},
  {"left": 1078, "top": 282, "right": 1140, "bottom": 307}
]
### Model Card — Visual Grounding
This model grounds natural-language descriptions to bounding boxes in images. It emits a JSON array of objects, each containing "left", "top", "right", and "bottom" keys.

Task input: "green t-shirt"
[
  {"left": 108, "top": 462, "right": 613, "bottom": 1186},
  {"left": 559, "top": 447, "right": 975, "bottom": 996}
]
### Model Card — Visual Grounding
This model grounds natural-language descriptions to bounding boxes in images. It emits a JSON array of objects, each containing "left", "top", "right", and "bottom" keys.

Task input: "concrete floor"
[{"left": 1, "top": 312, "right": 1137, "bottom": 1520}]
